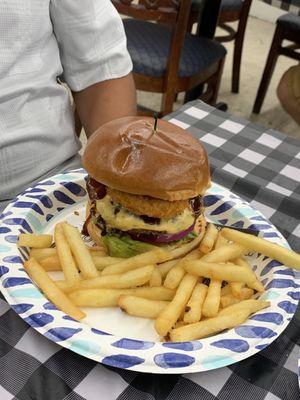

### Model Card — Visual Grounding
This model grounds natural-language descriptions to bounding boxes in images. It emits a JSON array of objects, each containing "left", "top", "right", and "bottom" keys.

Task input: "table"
[
  {"left": 259, "top": 0, "right": 300, "bottom": 16},
  {"left": 0, "top": 100, "right": 299, "bottom": 400}
]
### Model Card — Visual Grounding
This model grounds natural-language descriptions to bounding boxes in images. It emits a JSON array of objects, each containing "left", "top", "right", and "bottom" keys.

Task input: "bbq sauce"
[
  {"left": 189, "top": 195, "right": 202, "bottom": 218},
  {"left": 86, "top": 177, "right": 107, "bottom": 201},
  {"left": 82, "top": 215, "right": 90, "bottom": 236},
  {"left": 82, "top": 202, "right": 97, "bottom": 236},
  {"left": 82, "top": 177, "right": 106, "bottom": 236},
  {"left": 140, "top": 215, "right": 161, "bottom": 225}
]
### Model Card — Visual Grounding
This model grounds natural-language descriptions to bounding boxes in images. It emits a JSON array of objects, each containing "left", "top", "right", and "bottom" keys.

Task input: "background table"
[
  {"left": 0, "top": 100, "right": 299, "bottom": 400},
  {"left": 259, "top": 0, "right": 300, "bottom": 15}
]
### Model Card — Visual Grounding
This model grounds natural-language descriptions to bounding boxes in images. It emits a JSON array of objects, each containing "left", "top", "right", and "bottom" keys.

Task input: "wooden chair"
[
  {"left": 217, "top": 0, "right": 252, "bottom": 93},
  {"left": 191, "top": 0, "right": 252, "bottom": 94},
  {"left": 252, "top": 13, "right": 300, "bottom": 114},
  {"left": 112, "top": 0, "right": 226, "bottom": 116}
]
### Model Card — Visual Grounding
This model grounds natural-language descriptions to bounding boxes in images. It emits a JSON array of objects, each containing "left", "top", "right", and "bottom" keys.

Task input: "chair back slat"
[
  {"left": 113, "top": 0, "right": 208, "bottom": 115},
  {"left": 112, "top": 0, "right": 180, "bottom": 23}
]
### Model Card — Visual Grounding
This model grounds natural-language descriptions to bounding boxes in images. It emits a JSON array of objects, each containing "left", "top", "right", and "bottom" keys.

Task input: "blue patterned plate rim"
[{"left": 0, "top": 168, "right": 299, "bottom": 374}]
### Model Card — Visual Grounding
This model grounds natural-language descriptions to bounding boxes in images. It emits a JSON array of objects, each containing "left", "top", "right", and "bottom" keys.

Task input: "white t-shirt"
[{"left": 0, "top": 0, "right": 132, "bottom": 201}]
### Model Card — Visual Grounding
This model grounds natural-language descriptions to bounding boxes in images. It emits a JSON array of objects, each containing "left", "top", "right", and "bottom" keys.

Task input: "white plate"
[{"left": 0, "top": 169, "right": 299, "bottom": 373}]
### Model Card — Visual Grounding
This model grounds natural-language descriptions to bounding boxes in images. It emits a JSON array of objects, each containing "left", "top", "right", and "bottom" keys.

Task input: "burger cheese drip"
[
  {"left": 96, "top": 194, "right": 195, "bottom": 234},
  {"left": 84, "top": 176, "right": 203, "bottom": 242}
]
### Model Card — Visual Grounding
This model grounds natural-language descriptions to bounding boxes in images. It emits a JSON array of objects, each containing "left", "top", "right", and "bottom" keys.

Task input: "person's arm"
[
  {"left": 73, "top": 73, "right": 137, "bottom": 137},
  {"left": 50, "top": 0, "right": 135, "bottom": 136}
]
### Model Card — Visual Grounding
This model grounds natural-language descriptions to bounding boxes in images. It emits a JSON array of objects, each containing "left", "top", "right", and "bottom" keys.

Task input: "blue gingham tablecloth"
[
  {"left": 0, "top": 100, "right": 299, "bottom": 400},
  {"left": 259, "top": 0, "right": 300, "bottom": 15}
]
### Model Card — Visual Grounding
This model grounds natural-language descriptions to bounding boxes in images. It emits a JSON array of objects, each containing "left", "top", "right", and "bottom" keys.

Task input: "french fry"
[
  {"left": 119, "top": 296, "right": 168, "bottom": 319},
  {"left": 109, "top": 286, "right": 176, "bottom": 301},
  {"left": 57, "top": 265, "right": 154, "bottom": 292},
  {"left": 239, "top": 287, "right": 255, "bottom": 300},
  {"left": 201, "top": 243, "right": 247, "bottom": 263},
  {"left": 88, "top": 249, "right": 107, "bottom": 256},
  {"left": 184, "top": 260, "right": 256, "bottom": 284},
  {"left": 157, "top": 259, "right": 178, "bottom": 279},
  {"left": 221, "top": 284, "right": 232, "bottom": 296},
  {"left": 164, "top": 249, "right": 200, "bottom": 290},
  {"left": 68, "top": 286, "right": 175, "bottom": 307},
  {"left": 199, "top": 223, "right": 219, "bottom": 254},
  {"left": 214, "top": 233, "right": 230, "bottom": 249},
  {"left": 169, "top": 235, "right": 204, "bottom": 259},
  {"left": 54, "top": 223, "right": 80, "bottom": 285},
  {"left": 235, "top": 258, "right": 265, "bottom": 292},
  {"left": 30, "top": 247, "right": 57, "bottom": 260},
  {"left": 62, "top": 222, "right": 98, "bottom": 279},
  {"left": 229, "top": 281, "right": 244, "bottom": 298},
  {"left": 24, "top": 258, "right": 85, "bottom": 320},
  {"left": 170, "top": 309, "right": 250, "bottom": 342},
  {"left": 174, "top": 320, "right": 187, "bottom": 329},
  {"left": 39, "top": 254, "right": 124, "bottom": 272},
  {"left": 183, "top": 283, "right": 208, "bottom": 324},
  {"left": 155, "top": 274, "right": 198, "bottom": 336},
  {"left": 68, "top": 288, "right": 125, "bottom": 307},
  {"left": 92, "top": 256, "right": 124, "bottom": 271},
  {"left": 39, "top": 256, "right": 61, "bottom": 271},
  {"left": 149, "top": 268, "right": 162, "bottom": 287},
  {"left": 202, "top": 279, "right": 221, "bottom": 318},
  {"left": 164, "top": 264, "right": 185, "bottom": 290},
  {"left": 221, "top": 227, "right": 300, "bottom": 269},
  {"left": 18, "top": 234, "right": 53, "bottom": 249},
  {"left": 30, "top": 247, "right": 106, "bottom": 262},
  {"left": 101, "top": 248, "right": 171, "bottom": 276},
  {"left": 220, "top": 295, "right": 240, "bottom": 308},
  {"left": 88, "top": 246, "right": 106, "bottom": 253},
  {"left": 218, "top": 299, "right": 270, "bottom": 316}
]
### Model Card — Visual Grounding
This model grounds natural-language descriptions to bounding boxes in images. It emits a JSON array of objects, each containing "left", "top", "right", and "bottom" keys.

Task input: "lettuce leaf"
[
  {"left": 102, "top": 234, "right": 155, "bottom": 258},
  {"left": 102, "top": 231, "right": 198, "bottom": 258}
]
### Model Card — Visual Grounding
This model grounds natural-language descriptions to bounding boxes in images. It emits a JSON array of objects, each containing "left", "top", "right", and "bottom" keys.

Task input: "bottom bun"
[
  {"left": 86, "top": 219, "right": 104, "bottom": 248},
  {"left": 194, "top": 213, "right": 206, "bottom": 241},
  {"left": 162, "top": 214, "right": 206, "bottom": 253}
]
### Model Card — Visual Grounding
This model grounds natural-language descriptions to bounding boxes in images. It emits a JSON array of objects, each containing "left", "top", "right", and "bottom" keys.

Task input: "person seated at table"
[
  {"left": 277, "top": 65, "right": 300, "bottom": 126},
  {"left": 0, "top": 1, "right": 136, "bottom": 212}
]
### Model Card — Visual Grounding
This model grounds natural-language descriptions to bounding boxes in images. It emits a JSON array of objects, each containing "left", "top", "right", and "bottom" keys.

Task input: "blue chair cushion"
[
  {"left": 123, "top": 19, "right": 226, "bottom": 78},
  {"left": 277, "top": 13, "right": 300, "bottom": 33},
  {"left": 191, "top": 0, "right": 243, "bottom": 12},
  {"left": 221, "top": 0, "right": 243, "bottom": 12}
]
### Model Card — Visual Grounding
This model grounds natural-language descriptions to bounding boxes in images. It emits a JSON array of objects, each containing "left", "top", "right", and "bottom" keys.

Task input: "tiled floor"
[{"left": 137, "top": 16, "right": 299, "bottom": 139}]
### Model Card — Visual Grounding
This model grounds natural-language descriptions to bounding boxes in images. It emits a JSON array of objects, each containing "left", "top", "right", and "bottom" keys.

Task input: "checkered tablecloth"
[
  {"left": 0, "top": 100, "right": 299, "bottom": 400},
  {"left": 259, "top": 0, "right": 300, "bottom": 15}
]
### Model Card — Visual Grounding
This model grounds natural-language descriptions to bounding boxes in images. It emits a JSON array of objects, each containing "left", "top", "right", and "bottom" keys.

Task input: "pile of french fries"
[{"left": 18, "top": 220, "right": 300, "bottom": 342}]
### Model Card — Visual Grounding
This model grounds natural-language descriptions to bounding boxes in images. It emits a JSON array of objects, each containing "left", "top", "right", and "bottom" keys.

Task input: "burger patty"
[{"left": 107, "top": 187, "right": 189, "bottom": 218}]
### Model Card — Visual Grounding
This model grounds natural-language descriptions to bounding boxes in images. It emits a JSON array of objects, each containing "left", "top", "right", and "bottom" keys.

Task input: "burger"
[{"left": 82, "top": 117, "right": 210, "bottom": 258}]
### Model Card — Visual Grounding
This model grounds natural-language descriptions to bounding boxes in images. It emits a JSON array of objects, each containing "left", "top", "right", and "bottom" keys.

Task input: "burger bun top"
[{"left": 82, "top": 116, "right": 210, "bottom": 201}]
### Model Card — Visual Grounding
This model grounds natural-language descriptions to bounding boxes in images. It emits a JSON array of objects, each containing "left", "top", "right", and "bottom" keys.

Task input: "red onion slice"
[{"left": 129, "top": 223, "right": 195, "bottom": 243}]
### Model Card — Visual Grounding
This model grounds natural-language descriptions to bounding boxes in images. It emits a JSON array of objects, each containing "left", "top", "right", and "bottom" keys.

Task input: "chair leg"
[
  {"left": 232, "top": 36, "right": 242, "bottom": 93},
  {"left": 252, "top": 25, "right": 284, "bottom": 114},
  {"left": 209, "top": 57, "right": 226, "bottom": 105},
  {"left": 231, "top": 0, "right": 252, "bottom": 93},
  {"left": 161, "top": 90, "right": 176, "bottom": 116}
]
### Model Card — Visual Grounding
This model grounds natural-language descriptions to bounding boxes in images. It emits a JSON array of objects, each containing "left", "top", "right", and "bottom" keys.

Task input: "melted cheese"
[{"left": 96, "top": 195, "right": 194, "bottom": 234}]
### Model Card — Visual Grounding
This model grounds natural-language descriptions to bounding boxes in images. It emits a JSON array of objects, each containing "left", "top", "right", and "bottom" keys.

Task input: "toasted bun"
[
  {"left": 82, "top": 117, "right": 210, "bottom": 201},
  {"left": 194, "top": 213, "right": 206, "bottom": 239},
  {"left": 86, "top": 219, "right": 104, "bottom": 248}
]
